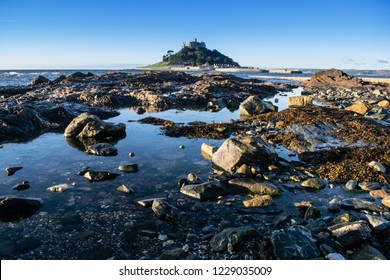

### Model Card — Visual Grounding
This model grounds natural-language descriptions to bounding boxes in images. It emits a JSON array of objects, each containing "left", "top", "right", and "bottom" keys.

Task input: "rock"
[
  {"left": 210, "top": 226, "right": 256, "bottom": 252},
  {"left": 341, "top": 198, "right": 385, "bottom": 213},
  {"left": 304, "top": 206, "right": 321, "bottom": 221},
  {"left": 328, "top": 221, "right": 371, "bottom": 248},
  {"left": 135, "top": 107, "right": 146, "bottom": 114},
  {"left": 136, "top": 197, "right": 165, "bottom": 208},
  {"left": 180, "top": 181, "right": 226, "bottom": 201},
  {"left": 326, "top": 253, "right": 345, "bottom": 260},
  {"left": 271, "top": 226, "right": 320, "bottom": 260},
  {"left": 118, "top": 164, "right": 139, "bottom": 173},
  {"left": 12, "top": 181, "right": 30, "bottom": 191},
  {"left": 0, "top": 196, "right": 43, "bottom": 221},
  {"left": 83, "top": 171, "right": 119, "bottom": 182},
  {"left": 349, "top": 244, "right": 386, "bottom": 260},
  {"left": 301, "top": 178, "right": 325, "bottom": 190},
  {"left": 64, "top": 113, "right": 126, "bottom": 140},
  {"left": 52, "top": 75, "right": 67, "bottom": 84},
  {"left": 304, "top": 68, "right": 365, "bottom": 88},
  {"left": 329, "top": 213, "right": 355, "bottom": 225},
  {"left": 187, "top": 173, "right": 201, "bottom": 184},
  {"left": 364, "top": 214, "right": 389, "bottom": 229},
  {"left": 151, "top": 200, "right": 179, "bottom": 223},
  {"left": 179, "top": 145, "right": 185, "bottom": 149},
  {"left": 243, "top": 195, "right": 274, "bottom": 207},
  {"left": 239, "top": 96, "right": 276, "bottom": 117},
  {"left": 345, "top": 180, "right": 358, "bottom": 191},
  {"left": 288, "top": 96, "right": 313, "bottom": 107},
  {"left": 382, "top": 196, "right": 390, "bottom": 208},
  {"left": 86, "top": 143, "right": 118, "bottom": 156},
  {"left": 377, "top": 99, "right": 390, "bottom": 108},
  {"left": 160, "top": 248, "right": 185, "bottom": 260},
  {"left": 328, "top": 198, "right": 341, "bottom": 213},
  {"left": 67, "top": 71, "right": 94, "bottom": 80},
  {"left": 306, "top": 219, "right": 328, "bottom": 234},
  {"left": 47, "top": 183, "right": 73, "bottom": 193},
  {"left": 236, "top": 164, "right": 252, "bottom": 176},
  {"left": 201, "top": 143, "right": 217, "bottom": 160},
  {"left": 368, "top": 161, "right": 386, "bottom": 173},
  {"left": 370, "top": 189, "right": 388, "bottom": 199},
  {"left": 228, "top": 178, "right": 280, "bottom": 196},
  {"left": 345, "top": 101, "right": 369, "bottom": 115},
  {"left": 0, "top": 240, "right": 15, "bottom": 256},
  {"left": 31, "top": 75, "right": 51, "bottom": 85},
  {"left": 236, "top": 206, "right": 283, "bottom": 215},
  {"left": 6, "top": 166, "right": 23, "bottom": 176},
  {"left": 117, "top": 185, "right": 134, "bottom": 194},
  {"left": 211, "top": 137, "right": 277, "bottom": 173},
  {"left": 358, "top": 181, "right": 381, "bottom": 191}
]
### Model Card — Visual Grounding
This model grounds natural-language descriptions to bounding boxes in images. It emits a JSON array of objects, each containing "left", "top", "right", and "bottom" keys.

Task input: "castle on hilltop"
[{"left": 183, "top": 38, "right": 206, "bottom": 49}]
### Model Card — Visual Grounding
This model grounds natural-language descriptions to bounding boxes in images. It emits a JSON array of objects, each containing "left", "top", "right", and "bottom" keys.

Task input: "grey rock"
[
  {"left": 12, "top": 181, "right": 30, "bottom": 191},
  {"left": 358, "top": 181, "right": 381, "bottom": 191},
  {"left": 349, "top": 244, "right": 386, "bottom": 260},
  {"left": 210, "top": 226, "right": 256, "bottom": 252},
  {"left": 345, "top": 180, "right": 357, "bottom": 191},
  {"left": 301, "top": 178, "right": 325, "bottom": 190},
  {"left": 83, "top": 171, "right": 119, "bottom": 182},
  {"left": 160, "top": 248, "right": 185, "bottom": 260},
  {"left": 52, "top": 75, "right": 67, "bottom": 84},
  {"left": 151, "top": 200, "right": 179, "bottom": 223},
  {"left": 306, "top": 219, "right": 328, "bottom": 234},
  {"left": 211, "top": 137, "right": 277, "bottom": 173},
  {"left": 180, "top": 181, "right": 226, "bottom": 201},
  {"left": 363, "top": 214, "right": 389, "bottom": 229},
  {"left": 328, "top": 221, "right": 372, "bottom": 248},
  {"left": 87, "top": 143, "right": 118, "bottom": 156},
  {"left": 328, "top": 198, "right": 341, "bottom": 213},
  {"left": 341, "top": 198, "right": 385, "bottom": 213},
  {"left": 0, "top": 196, "right": 43, "bottom": 221},
  {"left": 239, "top": 96, "right": 276, "bottom": 117},
  {"left": 118, "top": 164, "right": 139, "bottom": 173},
  {"left": 228, "top": 178, "right": 280, "bottom": 196},
  {"left": 31, "top": 75, "right": 51, "bottom": 85},
  {"left": 271, "top": 226, "right": 320, "bottom": 260},
  {"left": 326, "top": 253, "right": 345, "bottom": 260}
]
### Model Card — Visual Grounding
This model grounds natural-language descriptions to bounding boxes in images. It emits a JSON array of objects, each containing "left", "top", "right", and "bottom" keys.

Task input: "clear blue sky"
[{"left": 0, "top": 0, "right": 389, "bottom": 70}]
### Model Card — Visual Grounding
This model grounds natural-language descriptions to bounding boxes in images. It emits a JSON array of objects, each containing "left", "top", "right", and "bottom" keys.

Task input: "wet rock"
[
  {"left": 136, "top": 197, "right": 165, "bottom": 208},
  {"left": 326, "top": 253, "right": 345, "bottom": 260},
  {"left": 83, "top": 171, "right": 119, "bottom": 182},
  {"left": 228, "top": 178, "right": 280, "bottom": 196},
  {"left": 358, "top": 181, "right": 381, "bottom": 191},
  {"left": 6, "top": 166, "right": 23, "bottom": 176},
  {"left": 306, "top": 219, "right": 328, "bottom": 235},
  {"left": 118, "top": 164, "right": 139, "bottom": 173},
  {"left": 31, "top": 75, "right": 51, "bottom": 85},
  {"left": 368, "top": 161, "right": 386, "bottom": 173},
  {"left": 0, "top": 240, "right": 15, "bottom": 256},
  {"left": 341, "top": 198, "right": 385, "bottom": 213},
  {"left": 239, "top": 96, "right": 276, "bottom": 117},
  {"left": 377, "top": 99, "right": 390, "bottom": 108},
  {"left": 0, "top": 196, "right": 43, "bottom": 221},
  {"left": 345, "top": 180, "right": 358, "bottom": 191},
  {"left": 187, "top": 173, "right": 201, "bottom": 184},
  {"left": 349, "top": 244, "right": 387, "bottom": 260},
  {"left": 180, "top": 181, "right": 226, "bottom": 201},
  {"left": 12, "top": 181, "right": 30, "bottom": 191},
  {"left": 211, "top": 137, "right": 277, "bottom": 173},
  {"left": 47, "top": 183, "right": 73, "bottom": 193},
  {"left": 64, "top": 113, "right": 126, "bottom": 140},
  {"left": 288, "top": 96, "right": 313, "bottom": 107},
  {"left": 328, "top": 221, "right": 372, "bottom": 248},
  {"left": 236, "top": 164, "right": 252, "bottom": 177},
  {"left": 345, "top": 101, "right": 369, "bottom": 115},
  {"left": 117, "top": 185, "right": 134, "bottom": 194},
  {"left": 304, "top": 206, "right": 321, "bottom": 221},
  {"left": 52, "top": 75, "right": 66, "bottom": 84},
  {"left": 135, "top": 107, "right": 146, "bottom": 114},
  {"left": 364, "top": 214, "right": 389, "bottom": 230},
  {"left": 236, "top": 206, "right": 283, "bottom": 215},
  {"left": 86, "top": 143, "right": 118, "bottom": 156},
  {"left": 210, "top": 226, "right": 256, "bottom": 252},
  {"left": 301, "top": 178, "right": 325, "bottom": 190},
  {"left": 382, "top": 196, "right": 390, "bottom": 208},
  {"left": 328, "top": 198, "right": 341, "bottom": 213},
  {"left": 242, "top": 195, "right": 274, "bottom": 207},
  {"left": 271, "top": 226, "right": 320, "bottom": 260},
  {"left": 160, "top": 248, "right": 185, "bottom": 260},
  {"left": 151, "top": 200, "right": 179, "bottom": 223},
  {"left": 370, "top": 189, "right": 388, "bottom": 199}
]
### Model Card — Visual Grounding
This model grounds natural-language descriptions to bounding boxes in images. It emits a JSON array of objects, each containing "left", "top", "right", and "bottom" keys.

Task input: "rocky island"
[{"left": 0, "top": 68, "right": 389, "bottom": 260}]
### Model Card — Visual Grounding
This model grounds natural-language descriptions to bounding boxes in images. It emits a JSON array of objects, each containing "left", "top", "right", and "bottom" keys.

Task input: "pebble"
[
  {"left": 117, "top": 185, "right": 134, "bottom": 194},
  {"left": 47, "top": 183, "right": 73, "bottom": 193},
  {"left": 158, "top": 234, "right": 168, "bottom": 241},
  {"left": 12, "top": 181, "right": 30, "bottom": 191},
  {"left": 345, "top": 180, "right": 357, "bottom": 191},
  {"left": 368, "top": 161, "right": 386, "bottom": 173},
  {"left": 179, "top": 145, "right": 185, "bottom": 149},
  {"left": 128, "top": 152, "right": 135, "bottom": 157}
]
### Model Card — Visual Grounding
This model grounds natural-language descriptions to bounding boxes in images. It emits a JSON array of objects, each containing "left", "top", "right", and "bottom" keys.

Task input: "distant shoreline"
[{"left": 253, "top": 75, "right": 390, "bottom": 85}]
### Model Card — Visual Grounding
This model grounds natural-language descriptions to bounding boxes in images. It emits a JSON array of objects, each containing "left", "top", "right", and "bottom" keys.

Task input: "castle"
[{"left": 183, "top": 38, "right": 206, "bottom": 49}]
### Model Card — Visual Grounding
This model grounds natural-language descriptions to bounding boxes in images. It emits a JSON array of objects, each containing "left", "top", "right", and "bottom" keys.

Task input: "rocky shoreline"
[{"left": 0, "top": 69, "right": 389, "bottom": 260}]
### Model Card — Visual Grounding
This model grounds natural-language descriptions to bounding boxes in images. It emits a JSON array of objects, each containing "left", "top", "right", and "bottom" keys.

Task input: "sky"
[{"left": 0, "top": 0, "right": 389, "bottom": 70}]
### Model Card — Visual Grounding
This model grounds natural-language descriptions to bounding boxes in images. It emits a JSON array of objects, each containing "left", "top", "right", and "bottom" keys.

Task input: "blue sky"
[{"left": 0, "top": 0, "right": 389, "bottom": 70}]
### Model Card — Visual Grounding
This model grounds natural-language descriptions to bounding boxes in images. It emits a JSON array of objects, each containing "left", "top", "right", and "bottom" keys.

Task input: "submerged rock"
[
  {"left": 12, "top": 181, "right": 30, "bottom": 191},
  {"left": 180, "top": 181, "right": 226, "bottom": 201},
  {"left": 118, "top": 164, "right": 139, "bottom": 173},
  {"left": 86, "top": 143, "right": 118, "bottom": 156},
  {"left": 211, "top": 137, "right": 277, "bottom": 173},
  {"left": 271, "top": 226, "right": 320, "bottom": 260},
  {"left": 210, "top": 226, "right": 256, "bottom": 252},
  {"left": 0, "top": 196, "right": 43, "bottom": 221}
]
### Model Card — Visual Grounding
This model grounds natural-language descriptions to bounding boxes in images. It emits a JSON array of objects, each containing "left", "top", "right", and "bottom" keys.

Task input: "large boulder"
[
  {"left": 271, "top": 226, "right": 320, "bottom": 260},
  {"left": 31, "top": 75, "right": 51, "bottom": 85},
  {"left": 211, "top": 137, "right": 277, "bottom": 173},
  {"left": 0, "top": 196, "right": 43, "bottom": 221},
  {"left": 64, "top": 113, "right": 126, "bottom": 140},
  {"left": 304, "top": 68, "right": 365, "bottom": 88},
  {"left": 180, "top": 181, "right": 226, "bottom": 201},
  {"left": 239, "top": 96, "right": 277, "bottom": 117}
]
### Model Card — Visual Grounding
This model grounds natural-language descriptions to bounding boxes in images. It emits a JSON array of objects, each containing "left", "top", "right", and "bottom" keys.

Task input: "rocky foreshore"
[{"left": 0, "top": 69, "right": 389, "bottom": 260}]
